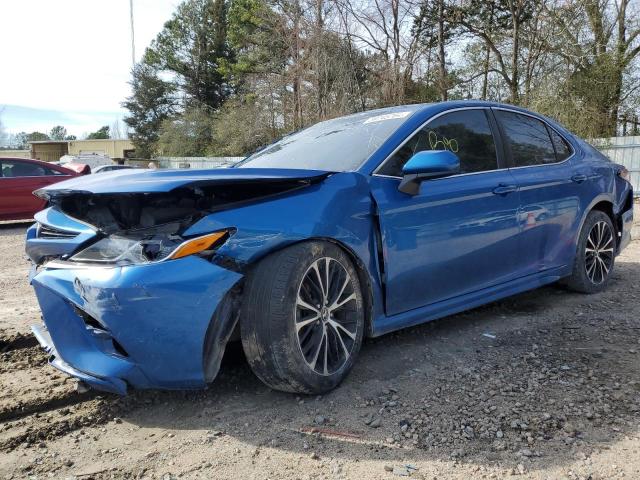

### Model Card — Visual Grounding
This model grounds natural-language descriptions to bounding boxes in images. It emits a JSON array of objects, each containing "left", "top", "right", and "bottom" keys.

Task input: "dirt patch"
[
  {"left": 0, "top": 224, "right": 639, "bottom": 479},
  {"left": 0, "top": 224, "right": 40, "bottom": 337}
]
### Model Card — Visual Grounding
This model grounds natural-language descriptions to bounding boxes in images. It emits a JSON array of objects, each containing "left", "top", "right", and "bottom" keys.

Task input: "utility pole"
[{"left": 129, "top": 0, "right": 136, "bottom": 67}]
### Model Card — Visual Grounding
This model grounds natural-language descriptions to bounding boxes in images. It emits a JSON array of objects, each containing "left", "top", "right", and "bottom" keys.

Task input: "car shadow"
[
  {"left": 0, "top": 221, "right": 32, "bottom": 232},
  {"left": 111, "top": 256, "right": 640, "bottom": 473}
]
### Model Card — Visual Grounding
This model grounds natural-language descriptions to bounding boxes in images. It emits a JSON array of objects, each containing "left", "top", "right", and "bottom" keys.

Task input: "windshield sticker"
[
  {"left": 428, "top": 130, "right": 459, "bottom": 152},
  {"left": 363, "top": 111, "right": 412, "bottom": 124}
]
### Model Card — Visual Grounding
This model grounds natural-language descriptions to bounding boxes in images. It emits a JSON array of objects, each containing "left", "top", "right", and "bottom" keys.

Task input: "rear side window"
[
  {"left": 549, "top": 128, "right": 572, "bottom": 162},
  {"left": 45, "top": 167, "right": 66, "bottom": 176},
  {"left": 378, "top": 109, "right": 498, "bottom": 176},
  {"left": 496, "top": 110, "right": 557, "bottom": 166},
  {"left": 0, "top": 161, "right": 47, "bottom": 177}
]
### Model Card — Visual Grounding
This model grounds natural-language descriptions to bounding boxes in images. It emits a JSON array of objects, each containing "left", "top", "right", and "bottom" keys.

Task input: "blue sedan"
[{"left": 26, "top": 101, "right": 634, "bottom": 395}]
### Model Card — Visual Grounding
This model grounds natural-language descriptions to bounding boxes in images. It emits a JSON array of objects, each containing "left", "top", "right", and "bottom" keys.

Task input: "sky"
[{"left": 0, "top": 0, "right": 179, "bottom": 138}]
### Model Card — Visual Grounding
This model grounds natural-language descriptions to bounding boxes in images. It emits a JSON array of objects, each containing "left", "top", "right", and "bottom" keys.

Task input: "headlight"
[{"left": 70, "top": 230, "right": 231, "bottom": 266}]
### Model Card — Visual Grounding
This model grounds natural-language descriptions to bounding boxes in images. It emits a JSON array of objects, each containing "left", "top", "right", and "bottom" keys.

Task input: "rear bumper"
[{"left": 31, "top": 256, "right": 242, "bottom": 394}]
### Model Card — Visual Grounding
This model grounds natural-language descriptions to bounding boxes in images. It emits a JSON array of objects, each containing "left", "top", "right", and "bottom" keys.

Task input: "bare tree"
[
  {"left": 0, "top": 108, "right": 8, "bottom": 147},
  {"left": 454, "top": 0, "right": 536, "bottom": 104},
  {"left": 333, "top": 0, "right": 425, "bottom": 104},
  {"left": 541, "top": 0, "right": 640, "bottom": 134}
]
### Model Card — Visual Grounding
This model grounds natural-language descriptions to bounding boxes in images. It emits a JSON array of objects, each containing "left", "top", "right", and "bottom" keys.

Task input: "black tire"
[
  {"left": 240, "top": 241, "right": 365, "bottom": 394},
  {"left": 565, "top": 210, "right": 616, "bottom": 293}
]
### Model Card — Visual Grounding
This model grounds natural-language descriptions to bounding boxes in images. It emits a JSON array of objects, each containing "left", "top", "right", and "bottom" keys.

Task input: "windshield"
[{"left": 237, "top": 105, "right": 421, "bottom": 171}]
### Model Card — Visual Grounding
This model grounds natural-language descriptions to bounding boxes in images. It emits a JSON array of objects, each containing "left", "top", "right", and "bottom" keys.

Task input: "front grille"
[{"left": 38, "top": 224, "right": 79, "bottom": 239}]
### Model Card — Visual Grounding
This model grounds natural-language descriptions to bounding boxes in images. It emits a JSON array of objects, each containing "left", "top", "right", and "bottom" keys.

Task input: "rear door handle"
[
  {"left": 492, "top": 184, "right": 518, "bottom": 195},
  {"left": 571, "top": 174, "right": 587, "bottom": 183}
]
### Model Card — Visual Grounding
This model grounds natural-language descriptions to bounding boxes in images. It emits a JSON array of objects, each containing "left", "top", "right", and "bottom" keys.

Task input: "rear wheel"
[
  {"left": 240, "top": 241, "right": 365, "bottom": 394},
  {"left": 565, "top": 210, "right": 615, "bottom": 293}
]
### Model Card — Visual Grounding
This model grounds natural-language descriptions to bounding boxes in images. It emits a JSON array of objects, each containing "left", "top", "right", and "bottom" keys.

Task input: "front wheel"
[
  {"left": 565, "top": 210, "right": 615, "bottom": 293},
  {"left": 240, "top": 241, "right": 365, "bottom": 394}
]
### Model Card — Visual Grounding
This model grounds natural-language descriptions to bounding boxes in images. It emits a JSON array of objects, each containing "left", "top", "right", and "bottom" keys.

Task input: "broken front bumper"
[{"left": 30, "top": 256, "right": 242, "bottom": 395}]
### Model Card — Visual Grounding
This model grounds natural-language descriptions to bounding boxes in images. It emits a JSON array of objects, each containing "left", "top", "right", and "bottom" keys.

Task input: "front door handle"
[
  {"left": 571, "top": 174, "right": 587, "bottom": 183},
  {"left": 492, "top": 184, "right": 518, "bottom": 195}
]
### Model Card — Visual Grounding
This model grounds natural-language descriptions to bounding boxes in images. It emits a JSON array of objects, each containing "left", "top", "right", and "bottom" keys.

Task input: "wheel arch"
[
  {"left": 574, "top": 195, "right": 616, "bottom": 247},
  {"left": 202, "top": 235, "right": 377, "bottom": 378},
  {"left": 248, "top": 236, "right": 377, "bottom": 338},
  {"left": 588, "top": 198, "right": 619, "bottom": 249},
  {"left": 202, "top": 279, "right": 244, "bottom": 382},
  {"left": 321, "top": 237, "right": 376, "bottom": 338},
  {"left": 591, "top": 200, "right": 615, "bottom": 222}
]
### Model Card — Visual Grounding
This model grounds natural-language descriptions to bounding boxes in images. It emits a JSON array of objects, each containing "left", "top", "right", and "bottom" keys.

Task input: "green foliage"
[
  {"left": 122, "top": 0, "right": 640, "bottom": 158},
  {"left": 226, "top": 0, "right": 287, "bottom": 78},
  {"left": 144, "top": 0, "right": 232, "bottom": 109},
  {"left": 11, "top": 132, "right": 28, "bottom": 149},
  {"left": 157, "top": 108, "right": 215, "bottom": 156},
  {"left": 123, "top": 63, "right": 178, "bottom": 158},
  {"left": 49, "top": 125, "right": 67, "bottom": 140},
  {"left": 27, "top": 132, "right": 49, "bottom": 142},
  {"left": 209, "top": 95, "right": 281, "bottom": 156},
  {"left": 86, "top": 126, "right": 110, "bottom": 140}
]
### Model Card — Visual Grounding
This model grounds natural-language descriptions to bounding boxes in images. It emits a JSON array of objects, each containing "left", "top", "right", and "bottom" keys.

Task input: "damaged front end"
[{"left": 26, "top": 168, "right": 331, "bottom": 394}]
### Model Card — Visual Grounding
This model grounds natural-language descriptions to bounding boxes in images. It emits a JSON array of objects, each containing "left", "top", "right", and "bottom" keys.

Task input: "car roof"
[
  {"left": 1, "top": 156, "right": 57, "bottom": 165},
  {"left": 0, "top": 156, "right": 77, "bottom": 173},
  {"left": 357, "top": 100, "right": 572, "bottom": 174}
]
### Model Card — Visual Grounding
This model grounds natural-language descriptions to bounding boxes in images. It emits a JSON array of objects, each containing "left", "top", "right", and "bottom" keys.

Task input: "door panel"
[
  {"left": 493, "top": 109, "right": 582, "bottom": 274},
  {"left": 509, "top": 164, "right": 581, "bottom": 273},
  {"left": 0, "top": 177, "right": 50, "bottom": 218},
  {"left": 0, "top": 178, "right": 46, "bottom": 219},
  {"left": 371, "top": 171, "right": 521, "bottom": 316},
  {"left": 0, "top": 160, "right": 65, "bottom": 220}
]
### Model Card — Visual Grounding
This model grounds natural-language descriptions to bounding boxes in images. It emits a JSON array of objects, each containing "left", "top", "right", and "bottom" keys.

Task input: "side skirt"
[{"left": 371, "top": 265, "right": 570, "bottom": 337}]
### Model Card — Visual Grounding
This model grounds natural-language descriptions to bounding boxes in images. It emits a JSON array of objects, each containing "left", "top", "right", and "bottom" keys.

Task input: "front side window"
[
  {"left": 378, "top": 109, "right": 498, "bottom": 177},
  {"left": 0, "top": 161, "right": 47, "bottom": 177},
  {"left": 495, "top": 110, "right": 557, "bottom": 166}
]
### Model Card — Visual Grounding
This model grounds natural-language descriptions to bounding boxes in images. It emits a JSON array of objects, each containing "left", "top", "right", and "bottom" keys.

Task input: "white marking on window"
[{"left": 363, "top": 111, "right": 412, "bottom": 124}]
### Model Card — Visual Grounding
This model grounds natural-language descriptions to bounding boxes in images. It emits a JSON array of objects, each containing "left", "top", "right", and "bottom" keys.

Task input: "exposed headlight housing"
[{"left": 70, "top": 230, "right": 232, "bottom": 266}]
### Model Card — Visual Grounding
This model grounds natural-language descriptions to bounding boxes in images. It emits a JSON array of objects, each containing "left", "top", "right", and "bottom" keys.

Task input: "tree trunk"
[
  {"left": 315, "top": 0, "right": 325, "bottom": 120},
  {"left": 510, "top": 2, "right": 520, "bottom": 104},
  {"left": 481, "top": 43, "right": 490, "bottom": 100},
  {"left": 608, "top": 70, "right": 623, "bottom": 136},
  {"left": 437, "top": 0, "right": 447, "bottom": 101},
  {"left": 291, "top": 0, "right": 303, "bottom": 130}
]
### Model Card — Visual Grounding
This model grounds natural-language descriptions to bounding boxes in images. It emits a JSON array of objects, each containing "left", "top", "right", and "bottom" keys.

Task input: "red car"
[{"left": 0, "top": 157, "right": 78, "bottom": 221}]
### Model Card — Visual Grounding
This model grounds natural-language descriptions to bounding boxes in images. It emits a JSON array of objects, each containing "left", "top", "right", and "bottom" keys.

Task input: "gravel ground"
[{"left": 1, "top": 220, "right": 639, "bottom": 480}]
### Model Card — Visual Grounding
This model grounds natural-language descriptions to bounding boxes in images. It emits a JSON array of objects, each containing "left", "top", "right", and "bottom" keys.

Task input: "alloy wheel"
[
  {"left": 585, "top": 220, "right": 614, "bottom": 285},
  {"left": 295, "top": 257, "right": 358, "bottom": 376}
]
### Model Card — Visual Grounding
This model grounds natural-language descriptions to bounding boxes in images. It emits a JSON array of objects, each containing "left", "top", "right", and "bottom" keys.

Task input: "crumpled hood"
[
  {"left": 35, "top": 167, "right": 331, "bottom": 199},
  {"left": 29, "top": 167, "right": 334, "bottom": 241}
]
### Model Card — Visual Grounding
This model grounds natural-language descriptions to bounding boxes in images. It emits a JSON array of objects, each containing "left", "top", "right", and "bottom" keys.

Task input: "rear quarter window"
[
  {"left": 496, "top": 110, "right": 557, "bottom": 167},
  {"left": 549, "top": 129, "right": 572, "bottom": 162}
]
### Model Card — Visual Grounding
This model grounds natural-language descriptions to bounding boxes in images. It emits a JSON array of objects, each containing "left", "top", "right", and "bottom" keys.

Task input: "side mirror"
[{"left": 398, "top": 150, "right": 460, "bottom": 195}]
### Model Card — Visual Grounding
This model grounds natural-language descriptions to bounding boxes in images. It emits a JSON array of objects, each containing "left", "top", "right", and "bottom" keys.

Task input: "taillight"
[{"left": 618, "top": 166, "right": 630, "bottom": 181}]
